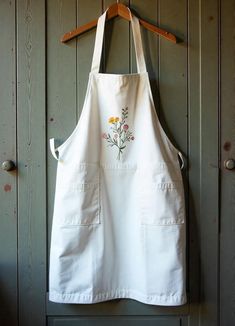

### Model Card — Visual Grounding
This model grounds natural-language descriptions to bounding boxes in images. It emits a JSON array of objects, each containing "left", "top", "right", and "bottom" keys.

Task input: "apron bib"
[{"left": 49, "top": 8, "right": 187, "bottom": 306}]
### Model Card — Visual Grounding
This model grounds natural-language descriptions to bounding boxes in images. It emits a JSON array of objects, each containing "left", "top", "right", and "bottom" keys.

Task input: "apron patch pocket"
[
  {"left": 139, "top": 181, "right": 185, "bottom": 226},
  {"left": 56, "top": 164, "right": 100, "bottom": 226}
]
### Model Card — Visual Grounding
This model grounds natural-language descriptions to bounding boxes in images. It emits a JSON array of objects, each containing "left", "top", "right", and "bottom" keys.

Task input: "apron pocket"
[
  {"left": 55, "top": 163, "right": 101, "bottom": 226},
  {"left": 139, "top": 181, "right": 185, "bottom": 226}
]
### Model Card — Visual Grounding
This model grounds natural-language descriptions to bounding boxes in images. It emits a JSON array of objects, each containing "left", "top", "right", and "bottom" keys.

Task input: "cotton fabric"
[{"left": 49, "top": 9, "right": 187, "bottom": 306}]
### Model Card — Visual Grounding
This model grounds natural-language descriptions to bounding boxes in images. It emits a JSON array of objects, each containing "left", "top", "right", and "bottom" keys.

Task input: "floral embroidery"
[{"left": 102, "top": 107, "right": 135, "bottom": 160}]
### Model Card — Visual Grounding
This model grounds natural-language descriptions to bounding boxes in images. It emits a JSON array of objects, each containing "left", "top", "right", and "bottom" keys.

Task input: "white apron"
[{"left": 49, "top": 9, "right": 187, "bottom": 306}]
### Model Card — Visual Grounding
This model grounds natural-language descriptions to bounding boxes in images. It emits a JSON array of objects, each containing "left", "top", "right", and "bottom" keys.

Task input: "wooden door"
[
  {"left": 0, "top": 1, "right": 18, "bottom": 325},
  {"left": 220, "top": 1, "right": 235, "bottom": 325},
  {"left": 1, "top": 0, "right": 234, "bottom": 325}
]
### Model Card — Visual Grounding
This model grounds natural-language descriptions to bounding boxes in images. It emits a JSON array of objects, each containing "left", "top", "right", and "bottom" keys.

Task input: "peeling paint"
[{"left": 4, "top": 184, "right": 11, "bottom": 192}]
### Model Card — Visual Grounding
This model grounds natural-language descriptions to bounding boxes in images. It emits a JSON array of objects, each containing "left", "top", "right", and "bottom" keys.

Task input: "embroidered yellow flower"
[
  {"left": 108, "top": 117, "right": 115, "bottom": 124},
  {"left": 108, "top": 116, "right": 119, "bottom": 124}
]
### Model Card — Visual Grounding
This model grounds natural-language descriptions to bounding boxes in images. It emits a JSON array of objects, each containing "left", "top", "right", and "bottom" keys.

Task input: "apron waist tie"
[
  {"left": 178, "top": 151, "right": 185, "bottom": 170},
  {"left": 50, "top": 138, "right": 59, "bottom": 161}
]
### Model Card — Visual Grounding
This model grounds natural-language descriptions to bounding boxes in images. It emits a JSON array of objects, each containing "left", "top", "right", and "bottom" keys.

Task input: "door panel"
[
  {"left": 0, "top": 1, "right": 17, "bottom": 325},
  {"left": 47, "top": 317, "right": 182, "bottom": 326},
  {"left": 220, "top": 1, "right": 235, "bottom": 325}
]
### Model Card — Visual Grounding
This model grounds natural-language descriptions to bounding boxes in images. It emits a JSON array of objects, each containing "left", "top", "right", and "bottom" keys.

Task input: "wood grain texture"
[
  {"left": 187, "top": 0, "right": 201, "bottom": 324},
  {"left": 199, "top": 1, "right": 219, "bottom": 326},
  {"left": 220, "top": 0, "right": 235, "bottom": 325},
  {"left": 61, "top": 3, "right": 177, "bottom": 44},
  {"left": 17, "top": 0, "right": 46, "bottom": 325},
  {"left": 47, "top": 0, "right": 77, "bottom": 255},
  {"left": 158, "top": 0, "right": 188, "bottom": 154},
  {"left": 0, "top": 0, "right": 18, "bottom": 325}
]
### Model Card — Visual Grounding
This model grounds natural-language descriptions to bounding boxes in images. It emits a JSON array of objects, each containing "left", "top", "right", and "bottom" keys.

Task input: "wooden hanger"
[{"left": 61, "top": 2, "right": 177, "bottom": 44}]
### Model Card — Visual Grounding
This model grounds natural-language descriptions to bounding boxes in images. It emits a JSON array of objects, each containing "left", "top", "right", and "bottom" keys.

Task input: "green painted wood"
[
  {"left": 47, "top": 0, "right": 77, "bottom": 261},
  {"left": 17, "top": 0, "right": 46, "bottom": 325},
  {"left": 47, "top": 317, "right": 181, "bottom": 326},
  {"left": 220, "top": 1, "right": 235, "bottom": 325},
  {"left": 158, "top": 0, "right": 188, "bottom": 155},
  {"left": 0, "top": 1, "right": 18, "bottom": 325},
  {"left": 187, "top": 0, "right": 201, "bottom": 325},
  {"left": 199, "top": 1, "right": 219, "bottom": 326}
]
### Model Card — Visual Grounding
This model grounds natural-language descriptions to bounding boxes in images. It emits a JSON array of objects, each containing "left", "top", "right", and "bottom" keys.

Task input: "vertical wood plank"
[
  {"left": 47, "top": 0, "right": 77, "bottom": 257},
  {"left": 187, "top": 0, "right": 201, "bottom": 325},
  {"left": 220, "top": 0, "right": 235, "bottom": 325},
  {"left": 199, "top": 0, "right": 219, "bottom": 325},
  {"left": 158, "top": 0, "right": 188, "bottom": 154},
  {"left": 17, "top": 0, "right": 46, "bottom": 325},
  {"left": 0, "top": 0, "right": 18, "bottom": 325}
]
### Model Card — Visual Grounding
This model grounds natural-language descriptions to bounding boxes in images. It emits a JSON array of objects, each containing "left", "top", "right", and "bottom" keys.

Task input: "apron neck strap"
[{"left": 91, "top": 8, "right": 147, "bottom": 74}]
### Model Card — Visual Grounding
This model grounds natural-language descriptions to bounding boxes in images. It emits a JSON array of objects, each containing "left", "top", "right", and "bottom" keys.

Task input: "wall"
[{"left": 1, "top": 0, "right": 233, "bottom": 325}]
